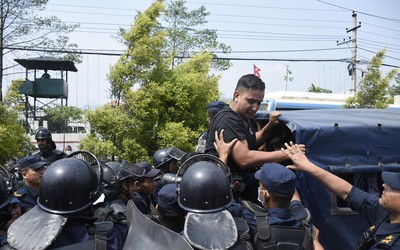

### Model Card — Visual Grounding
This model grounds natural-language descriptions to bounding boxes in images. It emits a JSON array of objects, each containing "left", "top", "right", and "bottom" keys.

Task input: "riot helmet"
[
  {"left": 38, "top": 158, "right": 102, "bottom": 215},
  {"left": 102, "top": 162, "right": 119, "bottom": 201},
  {"left": 102, "top": 162, "right": 118, "bottom": 186},
  {"left": 0, "top": 166, "right": 18, "bottom": 210},
  {"left": 153, "top": 146, "right": 186, "bottom": 169},
  {"left": 116, "top": 160, "right": 146, "bottom": 181},
  {"left": 35, "top": 127, "right": 52, "bottom": 141},
  {"left": 105, "top": 161, "right": 122, "bottom": 176},
  {"left": 177, "top": 154, "right": 233, "bottom": 213}
]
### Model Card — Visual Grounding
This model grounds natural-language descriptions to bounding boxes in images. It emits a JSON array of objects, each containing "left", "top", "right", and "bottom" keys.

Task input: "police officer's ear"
[
  {"left": 261, "top": 189, "right": 270, "bottom": 208},
  {"left": 133, "top": 180, "right": 142, "bottom": 190},
  {"left": 21, "top": 169, "right": 29, "bottom": 179}
]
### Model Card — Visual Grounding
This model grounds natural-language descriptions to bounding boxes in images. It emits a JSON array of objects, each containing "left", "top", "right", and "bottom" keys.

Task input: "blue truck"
[{"left": 254, "top": 108, "right": 400, "bottom": 250}]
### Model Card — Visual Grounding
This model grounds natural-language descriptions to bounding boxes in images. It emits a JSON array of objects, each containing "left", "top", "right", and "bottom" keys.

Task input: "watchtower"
[{"left": 15, "top": 57, "right": 78, "bottom": 132}]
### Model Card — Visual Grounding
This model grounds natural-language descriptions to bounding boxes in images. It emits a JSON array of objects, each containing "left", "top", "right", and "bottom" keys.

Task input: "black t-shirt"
[{"left": 205, "top": 106, "right": 258, "bottom": 181}]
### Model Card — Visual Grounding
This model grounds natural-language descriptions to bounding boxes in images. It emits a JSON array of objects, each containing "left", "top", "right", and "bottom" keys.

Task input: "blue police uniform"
[
  {"left": 132, "top": 191, "right": 154, "bottom": 215},
  {"left": 228, "top": 199, "right": 305, "bottom": 242},
  {"left": 34, "top": 149, "right": 66, "bottom": 165},
  {"left": 14, "top": 184, "right": 38, "bottom": 213},
  {"left": 347, "top": 187, "right": 400, "bottom": 249}
]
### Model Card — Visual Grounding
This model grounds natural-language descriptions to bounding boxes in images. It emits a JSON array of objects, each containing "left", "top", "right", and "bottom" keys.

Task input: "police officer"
[
  {"left": 156, "top": 183, "right": 186, "bottom": 233},
  {"left": 14, "top": 155, "right": 47, "bottom": 213},
  {"left": 103, "top": 161, "right": 144, "bottom": 208},
  {"left": 132, "top": 162, "right": 160, "bottom": 215},
  {"left": 251, "top": 163, "right": 313, "bottom": 249},
  {"left": 283, "top": 142, "right": 400, "bottom": 250},
  {"left": 0, "top": 166, "right": 20, "bottom": 247},
  {"left": 153, "top": 146, "right": 186, "bottom": 174},
  {"left": 7, "top": 157, "right": 125, "bottom": 250},
  {"left": 177, "top": 156, "right": 253, "bottom": 250},
  {"left": 153, "top": 147, "right": 186, "bottom": 205},
  {"left": 195, "top": 101, "right": 228, "bottom": 153},
  {"left": 34, "top": 127, "right": 66, "bottom": 164}
]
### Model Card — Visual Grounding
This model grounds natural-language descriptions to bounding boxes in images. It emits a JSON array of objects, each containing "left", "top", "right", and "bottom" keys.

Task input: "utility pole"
[{"left": 337, "top": 11, "right": 361, "bottom": 93}]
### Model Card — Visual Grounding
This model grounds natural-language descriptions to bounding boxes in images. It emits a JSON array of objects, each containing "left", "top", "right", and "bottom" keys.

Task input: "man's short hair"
[{"left": 235, "top": 74, "right": 266, "bottom": 93}]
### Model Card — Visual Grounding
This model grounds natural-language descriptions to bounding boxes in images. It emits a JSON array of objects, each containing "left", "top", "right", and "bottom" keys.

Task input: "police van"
[
  {"left": 254, "top": 108, "right": 400, "bottom": 250},
  {"left": 259, "top": 91, "right": 400, "bottom": 111}
]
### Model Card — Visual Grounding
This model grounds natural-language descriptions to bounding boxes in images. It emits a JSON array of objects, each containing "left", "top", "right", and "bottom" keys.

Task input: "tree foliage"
[
  {"left": 86, "top": 1, "right": 221, "bottom": 162},
  {"left": 0, "top": 101, "right": 32, "bottom": 165},
  {"left": 44, "top": 105, "right": 83, "bottom": 133},
  {"left": 110, "top": 0, "right": 169, "bottom": 102},
  {"left": 162, "top": 0, "right": 231, "bottom": 70},
  {"left": 0, "top": 0, "right": 80, "bottom": 102},
  {"left": 344, "top": 50, "right": 398, "bottom": 109},
  {"left": 284, "top": 65, "right": 294, "bottom": 91},
  {"left": 308, "top": 83, "right": 332, "bottom": 93},
  {"left": 389, "top": 72, "right": 400, "bottom": 97}
]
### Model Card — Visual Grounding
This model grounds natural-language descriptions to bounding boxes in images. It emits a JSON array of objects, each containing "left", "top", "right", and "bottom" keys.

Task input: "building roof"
[{"left": 14, "top": 57, "right": 78, "bottom": 72}]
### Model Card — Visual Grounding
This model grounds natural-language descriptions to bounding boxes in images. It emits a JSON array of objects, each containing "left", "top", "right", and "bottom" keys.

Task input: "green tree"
[
  {"left": 44, "top": 105, "right": 83, "bottom": 133},
  {"left": 284, "top": 65, "right": 294, "bottom": 91},
  {"left": 0, "top": 0, "right": 80, "bottom": 102},
  {"left": 308, "top": 83, "right": 332, "bottom": 93},
  {"left": 110, "top": 0, "right": 169, "bottom": 103},
  {"left": 162, "top": 0, "right": 231, "bottom": 70},
  {"left": 389, "top": 72, "right": 400, "bottom": 97},
  {"left": 80, "top": 105, "right": 139, "bottom": 161},
  {"left": 344, "top": 49, "right": 398, "bottom": 109},
  {"left": 0, "top": 91, "right": 33, "bottom": 165},
  {"left": 86, "top": 1, "right": 220, "bottom": 162}
]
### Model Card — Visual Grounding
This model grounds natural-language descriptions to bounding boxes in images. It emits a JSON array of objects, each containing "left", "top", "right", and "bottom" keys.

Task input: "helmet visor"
[{"left": 167, "top": 147, "right": 186, "bottom": 161}]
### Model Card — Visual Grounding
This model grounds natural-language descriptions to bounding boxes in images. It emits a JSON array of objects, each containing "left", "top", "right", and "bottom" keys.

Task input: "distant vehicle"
[
  {"left": 259, "top": 91, "right": 400, "bottom": 111},
  {"left": 254, "top": 109, "right": 400, "bottom": 250}
]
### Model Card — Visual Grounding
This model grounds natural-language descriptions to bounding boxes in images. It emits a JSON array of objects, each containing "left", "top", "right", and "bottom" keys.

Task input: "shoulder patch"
[
  {"left": 13, "top": 190, "right": 24, "bottom": 197},
  {"left": 376, "top": 234, "right": 400, "bottom": 248}
]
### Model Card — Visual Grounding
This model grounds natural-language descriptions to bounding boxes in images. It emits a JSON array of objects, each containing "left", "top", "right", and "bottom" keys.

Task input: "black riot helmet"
[
  {"left": 177, "top": 154, "right": 233, "bottom": 213},
  {"left": 116, "top": 160, "right": 146, "bottom": 181},
  {"left": 0, "top": 166, "right": 18, "bottom": 211},
  {"left": 101, "top": 162, "right": 118, "bottom": 186},
  {"left": 38, "top": 158, "right": 102, "bottom": 215},
  {"left": 153, "top": 146, "right": 186, "bottom": 169},
  {"left": 35, "top": 127, "right": 52, "bottom": 141},
  {"left": 105, "top": 161, "right": 122, "bottom": 176}
]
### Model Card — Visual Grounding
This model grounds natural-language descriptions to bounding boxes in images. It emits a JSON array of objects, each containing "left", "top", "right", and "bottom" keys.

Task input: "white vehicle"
[{"left": 259, "top": 91, "right": 400, "bottom": 111}]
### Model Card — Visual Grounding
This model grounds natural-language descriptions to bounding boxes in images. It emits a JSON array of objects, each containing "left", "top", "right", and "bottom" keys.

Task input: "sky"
[{"left": 3, "top": 0, "right": 400, "bottom": 109}]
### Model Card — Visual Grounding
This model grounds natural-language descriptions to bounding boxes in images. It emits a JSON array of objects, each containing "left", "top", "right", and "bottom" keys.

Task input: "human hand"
[
  {"left": 282, "top": 141, "right": 312, "bottom": 171},
  {"left": 214, "top": 129, "right": 238, "bottom": 164},
  {"left": 266, "top": 111, "right": 282, "bottom": 127}
]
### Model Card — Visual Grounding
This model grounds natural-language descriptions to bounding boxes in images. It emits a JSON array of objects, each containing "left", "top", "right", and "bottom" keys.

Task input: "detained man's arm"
[
  {"left": 231, "top": 139, "right": 290, "bottom": 170},
  {"left": 283, "top": 142, "right": 352, "bottom": 201},
  {"left": 214, "top": 129, "right": 238, "bottom": 164},
  {"left": 255, "top": 111, "right": 281, "bottom": 145}
]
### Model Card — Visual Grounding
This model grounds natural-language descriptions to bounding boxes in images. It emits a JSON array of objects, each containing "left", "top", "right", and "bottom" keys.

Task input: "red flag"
[{"left": 253, "top": 64, "right": 261, "bottom": 78}]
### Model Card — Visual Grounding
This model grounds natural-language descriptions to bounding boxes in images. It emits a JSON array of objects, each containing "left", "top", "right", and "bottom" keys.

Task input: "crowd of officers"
[{"left": 0, "top": 74, "right": 399, "bottom": 250}]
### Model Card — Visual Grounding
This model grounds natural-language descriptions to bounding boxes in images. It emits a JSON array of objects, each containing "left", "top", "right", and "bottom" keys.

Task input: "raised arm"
[
  {"left": 255, "top": 111, "right": 282, "bottom": 145},
  {"left": 282, "top": 142, "right": 352, "bottom": 201},
  {"left": 214, "top": 129, "right": 238, "bottom": 164}
]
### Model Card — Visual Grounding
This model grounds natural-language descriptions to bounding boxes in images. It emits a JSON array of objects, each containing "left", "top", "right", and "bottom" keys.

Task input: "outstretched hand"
[
  {"left": 214, "top": 129, "right": 238, "bottom": 164},
  {"left": 281, "top": 141, "right": 311, "bottom": 171}
]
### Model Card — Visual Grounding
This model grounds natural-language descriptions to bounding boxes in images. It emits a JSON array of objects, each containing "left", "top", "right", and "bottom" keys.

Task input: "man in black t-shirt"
[{"left": 205, "top": 74, "right": 305, "bottom": 202}]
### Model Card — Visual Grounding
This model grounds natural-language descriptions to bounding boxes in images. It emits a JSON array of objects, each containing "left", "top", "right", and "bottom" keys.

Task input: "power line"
[
  {"left": 5, "top": 45, "right": 348, "bottom": 61},
  {"left": 363, "top": 22, "right": 400, "bottom": 33},
  {"left": 316, "top": 0, "right": 400, "bottom": 22},
  {"left": 187, "top": 1, "right": 346, "bottom": 12},
  {"left": 227, "top": 47, "right": 348, "bottom": 54},
  {"left": 361, "top": 31, "right": 400, "bottom": 41},
  {"left": 358, "top": 47, "right": 400, "bottom": 61}
]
